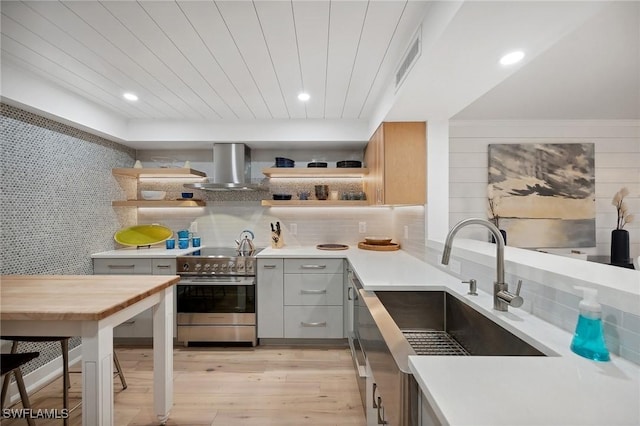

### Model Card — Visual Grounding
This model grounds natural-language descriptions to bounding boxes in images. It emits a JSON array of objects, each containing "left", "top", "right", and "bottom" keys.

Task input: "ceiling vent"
[{"left": 395, "top": 27, "right": 422, "bottom": 90}]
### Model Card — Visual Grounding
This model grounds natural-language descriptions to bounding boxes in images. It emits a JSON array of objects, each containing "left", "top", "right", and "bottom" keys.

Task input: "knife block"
[{"left": 271, "top": 231, "right": 284, "bottom": 248}]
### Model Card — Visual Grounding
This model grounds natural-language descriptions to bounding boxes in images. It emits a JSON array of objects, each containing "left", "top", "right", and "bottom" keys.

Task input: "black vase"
[
  {"left": 610, "top": 229, "right": 630, "bottom": 265},
  {"left": 491, "top": 229, "right": 507, "bottom": 245}
]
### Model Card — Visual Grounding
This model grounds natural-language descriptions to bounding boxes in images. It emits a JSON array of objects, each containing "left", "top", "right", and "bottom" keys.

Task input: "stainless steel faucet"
[{"left": 441, "top": 218, "right": 523, "bottom": 311}]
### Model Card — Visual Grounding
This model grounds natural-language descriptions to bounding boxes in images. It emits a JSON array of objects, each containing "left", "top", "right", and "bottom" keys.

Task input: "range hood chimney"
[{"left": 184, "top": 143, "right": 264, "bottom": 191}]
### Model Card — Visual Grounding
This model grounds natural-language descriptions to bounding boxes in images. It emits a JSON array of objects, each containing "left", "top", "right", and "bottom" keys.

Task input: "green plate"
[{"left": 114, "top": 224, "right": 173, "bottom": 247}]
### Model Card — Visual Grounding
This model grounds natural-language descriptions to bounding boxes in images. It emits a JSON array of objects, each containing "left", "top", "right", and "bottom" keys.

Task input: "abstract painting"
[{"left": 488, "top": 143, "right": 595, "bottom": 248}]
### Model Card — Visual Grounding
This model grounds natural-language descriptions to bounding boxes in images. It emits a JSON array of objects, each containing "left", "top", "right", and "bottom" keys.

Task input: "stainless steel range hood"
[{"left": 184, "top": 143, "right": 264, "bottom": 191}]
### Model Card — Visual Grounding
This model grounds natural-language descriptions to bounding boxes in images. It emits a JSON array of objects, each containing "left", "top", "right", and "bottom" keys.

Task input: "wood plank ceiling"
[{"left": 0, "top": 1, "right": 428, "bottom": 121}]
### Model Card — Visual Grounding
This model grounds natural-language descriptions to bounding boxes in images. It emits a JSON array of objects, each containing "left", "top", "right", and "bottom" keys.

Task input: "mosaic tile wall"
[{"left": 0, "top": 103, "right": 136, "bottom": 374}]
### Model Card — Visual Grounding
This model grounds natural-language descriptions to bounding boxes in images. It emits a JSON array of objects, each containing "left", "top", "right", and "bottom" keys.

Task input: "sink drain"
[{"left": 402, "top": 330, "right": 470, "bottom": 356}]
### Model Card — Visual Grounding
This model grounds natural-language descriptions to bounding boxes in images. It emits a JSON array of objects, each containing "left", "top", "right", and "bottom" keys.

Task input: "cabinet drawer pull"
[
  {"left": 108, "top": 264, "right": 135, "bottom": 269},
  {"left": 300, "top": 264, "right": 326, "bottom": 269},
  {"left": 300, "top": 289, "right": 327, "bottom": 295},
  {"left": 372, "top": 383, "right": 378, "bottom": 408},
  {"left": 121, "top": 320, "right": 135, "bottom": 325},
  {"left": 377, "top": 397, "right": 387, "bottom": 424},
  {"left": 263, "top": 264, "right": 277, "bottom": 269},
  {"left": 300, "top": 321, "right": 327, "bottom": 327},
  {"left": 155, "top": 265, "right": 171, "bottom": 269}
]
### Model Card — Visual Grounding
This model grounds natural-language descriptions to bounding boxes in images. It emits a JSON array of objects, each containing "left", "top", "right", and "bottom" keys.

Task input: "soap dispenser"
[{"left": 570, "top": 286, "right": 610, "bottom": 362}]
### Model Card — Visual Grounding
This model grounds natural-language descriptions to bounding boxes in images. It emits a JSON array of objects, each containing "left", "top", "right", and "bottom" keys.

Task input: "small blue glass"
[
  {"left": 192, "top": 237, "right": 201, "bottom": 247},
  {"left": 178, "top": 238, "right": 189, "bottom": 249},
  {"left": 165, "top": 239, "right": 175, "bottom": 249}
]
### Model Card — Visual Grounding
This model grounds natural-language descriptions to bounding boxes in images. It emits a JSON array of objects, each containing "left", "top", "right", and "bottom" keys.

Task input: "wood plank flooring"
[{"left": 1, "top": 345, "right": 366, "bottom": 426}]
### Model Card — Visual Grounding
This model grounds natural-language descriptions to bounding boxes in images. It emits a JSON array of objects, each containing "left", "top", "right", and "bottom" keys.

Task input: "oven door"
[
  {"left": 176, "top": 276, "right": 256, "bottom": 318},
  {"left": 176, "top": 276, "right": 257, "bottom": 345}
]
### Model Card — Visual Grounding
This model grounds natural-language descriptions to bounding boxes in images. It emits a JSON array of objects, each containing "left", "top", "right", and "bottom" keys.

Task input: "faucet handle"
[
  {"left": 497, "top": 279, "right": 524, "bottom": 308},
  {"left": 462, "top": 279, "right": 478, "bottom": 296}
]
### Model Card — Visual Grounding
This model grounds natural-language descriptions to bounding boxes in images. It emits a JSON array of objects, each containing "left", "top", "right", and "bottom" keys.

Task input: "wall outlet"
[
  {"left": 449, "top": 259, "right": 461, "bottom": 275},
  {"left": 404, "top": 225, "right": 409, "bottom": 239},
  {"left": 359, "top": 222, "right": 367, "bottom": 233},
  {"left": 290, "top": 223, "right": 297, "bottom": 235}
]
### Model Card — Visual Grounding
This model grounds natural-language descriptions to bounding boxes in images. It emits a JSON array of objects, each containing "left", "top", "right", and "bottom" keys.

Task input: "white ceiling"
[
  {"left": 0, "top": 0, "right": 427, "bottom": 121},
  {"left": 1, "top": 1, "right": 638, "bottom": 150}
]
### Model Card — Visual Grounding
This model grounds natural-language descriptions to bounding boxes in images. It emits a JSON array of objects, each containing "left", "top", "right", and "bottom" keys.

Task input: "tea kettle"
[{"left": 235, "top": 229, "right": 255, "bottom": 256}]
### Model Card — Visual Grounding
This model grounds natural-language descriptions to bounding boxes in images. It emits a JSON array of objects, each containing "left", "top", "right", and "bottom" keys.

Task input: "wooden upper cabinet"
[{"left": 364, "top": 122, "right": 426, "bottom": 205}]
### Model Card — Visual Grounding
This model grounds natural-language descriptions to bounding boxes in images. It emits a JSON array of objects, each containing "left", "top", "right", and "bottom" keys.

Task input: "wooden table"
[{"left": 0, "top": 275, "right": 180, "bottom": 425}]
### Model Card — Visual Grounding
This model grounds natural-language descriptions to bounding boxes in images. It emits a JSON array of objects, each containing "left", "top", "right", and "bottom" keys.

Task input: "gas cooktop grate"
[{"left": 402, "top": 330, "right": 470, "bottom": 356}]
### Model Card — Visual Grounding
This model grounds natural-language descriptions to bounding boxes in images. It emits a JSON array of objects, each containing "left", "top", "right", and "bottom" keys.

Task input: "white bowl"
[{"left": 141, "top": 190, "right": 166, "bottom": 200}]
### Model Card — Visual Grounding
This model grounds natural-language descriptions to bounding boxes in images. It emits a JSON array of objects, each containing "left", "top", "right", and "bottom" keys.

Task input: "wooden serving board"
[{"left": 358, "top": 242, "right": 400, "bottom": 251}]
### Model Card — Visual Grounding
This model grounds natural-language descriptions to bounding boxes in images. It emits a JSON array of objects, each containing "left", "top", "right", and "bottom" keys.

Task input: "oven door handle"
[{"left": 178, "top": 277, "right": 255, "bottom": 286}]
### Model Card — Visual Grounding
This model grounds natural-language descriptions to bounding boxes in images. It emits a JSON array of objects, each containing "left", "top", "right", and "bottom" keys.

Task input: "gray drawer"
[
  {"left": 284, "top": 306, "right": 344, "bottom": 338},
  {"left": 93, "top": 258, "right": 152, "bottom": 275},
  {"left": 284, "top": 273, "right": 343, "bottom": 306},
  {"left": 284, "top": 258, "right": 344, "bottom": 274}
]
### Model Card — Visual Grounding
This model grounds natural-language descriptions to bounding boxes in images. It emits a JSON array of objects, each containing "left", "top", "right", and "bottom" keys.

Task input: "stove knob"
[
  {"left": 228, "top": 262, "right": 235, "bottom": 272},
  {"left": 182, "top": 263, "right": 190, "bottom": 271},
  {"left": 220, "top": 264, "right": 227, "bottom": 271},
  {"left": 204, "top": 264, "right": 211, "bottom": 271},
  {"left": 212, "top": 264, "right": 219, "bottom": 272},
  {"left": 194, "top": 263, "right": 202, "bottom": 272},
  {"left": 237, "top": 262, "right": 245, "bottom": 272}
]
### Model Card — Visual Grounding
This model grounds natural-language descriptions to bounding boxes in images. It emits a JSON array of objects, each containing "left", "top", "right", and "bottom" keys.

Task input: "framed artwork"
[{"left": 488, "top": 143, "right": 595, "bottom": 248}]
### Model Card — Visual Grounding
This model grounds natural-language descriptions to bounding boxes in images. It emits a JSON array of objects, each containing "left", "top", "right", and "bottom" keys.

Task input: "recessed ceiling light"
[
  {"left": 499, "top": 51, "right": 525, "bottom": 66},
  {"left": 297, "top": 92, "right": 310, "bottom": 102},
  {"left": 123, "top": 92, "right": 138, "bottom": 101}
]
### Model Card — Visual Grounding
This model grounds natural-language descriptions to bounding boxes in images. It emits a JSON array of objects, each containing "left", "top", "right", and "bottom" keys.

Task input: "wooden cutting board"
[{"left": 358, "top": 242, "right": 400, "bottom": 251}]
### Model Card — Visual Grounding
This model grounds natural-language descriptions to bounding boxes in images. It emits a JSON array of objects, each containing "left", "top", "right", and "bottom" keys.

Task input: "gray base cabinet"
[
  {"left": 257, "top": 259, "right": 285, "bottom": 338},
  {"left": 93, "top": 257, "right": 176, "bottom": 339},
  {"left": 257, "top": 257, "right": 345, "bottom": 340}
]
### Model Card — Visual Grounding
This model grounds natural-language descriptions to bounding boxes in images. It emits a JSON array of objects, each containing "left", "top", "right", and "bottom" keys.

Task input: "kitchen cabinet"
[
  {"left": 111, "top": 168, "right": 207, "bottom": 208},
  {"left": 365, "top": 358, "right": 388, "bottom": 426},
  {"left": 418, "top": 389, "right": 441, "bottom": 426},
  {"left": 257, "top": 258, "right": 285, "bottom": 338},
  {"left": 93, "top": 257, "right": 177, "bottom": 339},
  {"left": 283, "top": 258, "right": 345, "bottom": 338},
  {"left": 257, "top": 257, "right": 345, "bottom": 339},
  {"left": 364, "top": 121, "right": 426, "bottom": 205}
]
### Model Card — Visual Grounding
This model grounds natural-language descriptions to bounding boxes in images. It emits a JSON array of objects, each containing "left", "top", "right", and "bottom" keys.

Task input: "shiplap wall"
[{"left": 449, "top": 120, "right": 640, "bottom": 259}]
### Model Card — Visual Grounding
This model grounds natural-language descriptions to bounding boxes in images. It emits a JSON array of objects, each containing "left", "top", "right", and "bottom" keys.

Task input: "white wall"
[{"left": 448, "top": 120, "right": 640, "bottom": 259}]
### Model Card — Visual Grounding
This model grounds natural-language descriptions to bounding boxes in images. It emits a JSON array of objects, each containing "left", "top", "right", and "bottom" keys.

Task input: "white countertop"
[
  {"left": 91, "top": 246, "right": 201, "bottom": 258},
  {"left": 94, "top": 244, "right": 640, "bottom": 424}
]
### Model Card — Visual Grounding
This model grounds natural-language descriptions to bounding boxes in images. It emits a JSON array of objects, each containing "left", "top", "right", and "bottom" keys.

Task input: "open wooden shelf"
[
  {"left": 261, "top": 200, "right": 369, "bottom": 207},
  {"left": 262, "top": 168, "right": 368, "bottom": 178},
  {"left": 112, "top": 168, "right": 207, "bottom": 178},
  {"left": 112, "top": 200, "right": 206, "bottom": 207}
]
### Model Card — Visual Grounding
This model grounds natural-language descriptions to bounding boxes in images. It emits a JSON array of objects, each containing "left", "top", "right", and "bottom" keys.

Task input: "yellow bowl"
[{"left": 114, "top": 224, "right": 173, "bottom": 247}]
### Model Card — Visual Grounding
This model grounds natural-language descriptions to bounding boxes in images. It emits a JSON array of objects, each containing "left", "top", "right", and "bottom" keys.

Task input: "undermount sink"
[{"left": 374, "top": 291, "right": 546, "bottom": 356}]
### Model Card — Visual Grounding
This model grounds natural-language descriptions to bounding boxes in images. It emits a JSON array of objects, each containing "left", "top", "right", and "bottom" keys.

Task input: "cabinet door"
[
  {"left": 257, "top": 259, "right": 284, "bottom": 338},
  {"left": 383, "top": 121, "right": 426, "bottom": 205},
  {"left": 284, "top": 306, "right": 344, "bottom": 338},
  {"left": 284, "top": 273, "right": 343, "bottom": 306},
  {"left": 93, "top": 258, "right": 152, "bottom": 274}
]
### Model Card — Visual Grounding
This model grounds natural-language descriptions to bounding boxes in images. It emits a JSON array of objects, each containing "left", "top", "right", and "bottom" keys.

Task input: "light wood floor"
[{"left": 2, "top": 345, "right": 366, "bottom": 426}]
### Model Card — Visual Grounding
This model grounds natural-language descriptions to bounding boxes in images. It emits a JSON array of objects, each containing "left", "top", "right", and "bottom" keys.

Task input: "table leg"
[
  {"left": 81, "top": 322, "right": 114, "bottom": 426},
  {"left": 153, "top": 286, "right": 174, "bottom": 424}
]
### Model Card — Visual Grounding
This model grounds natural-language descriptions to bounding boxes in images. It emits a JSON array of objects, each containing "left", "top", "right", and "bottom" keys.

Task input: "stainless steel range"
[{"left": 176, "top": 247, "right": 262, "bottom": 346}]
